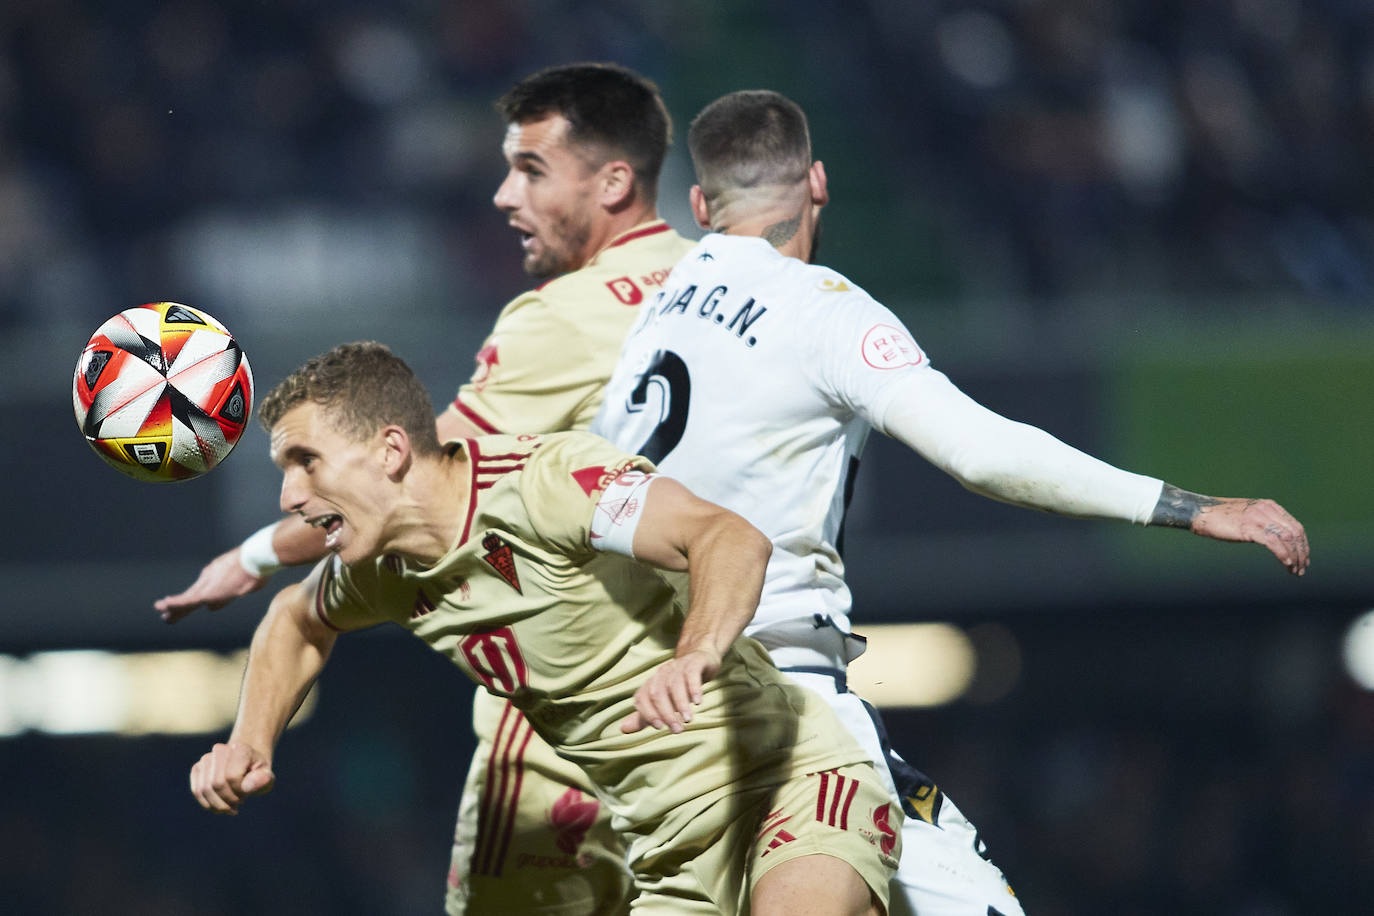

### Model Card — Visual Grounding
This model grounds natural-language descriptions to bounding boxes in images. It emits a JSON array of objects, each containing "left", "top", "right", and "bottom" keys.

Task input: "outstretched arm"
[
  {"left": 611, "top": 476, "right": 773, "bottom": 734},
  {"left": 155, "top": 516, "right": 327, "bottom": 622},
  {"left": 879, "top": 369, "right": 1309, "bottom": 574},
  {"left": 189, "top": 566, "right": 338, "bottom": 814}
]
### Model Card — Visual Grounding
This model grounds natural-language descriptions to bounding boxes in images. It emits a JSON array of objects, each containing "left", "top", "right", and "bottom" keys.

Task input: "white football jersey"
[{"left": 592, "top": 233, "right": 937, "bottom": 668}]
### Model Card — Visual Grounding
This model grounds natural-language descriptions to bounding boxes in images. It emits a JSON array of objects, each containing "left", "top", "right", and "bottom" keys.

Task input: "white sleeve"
[
  {"left": 805, "top": 291, "right": 934, "bottom": 424},
  {"left": 873, "top": 368, "right": 1164, "bottom": 524}
]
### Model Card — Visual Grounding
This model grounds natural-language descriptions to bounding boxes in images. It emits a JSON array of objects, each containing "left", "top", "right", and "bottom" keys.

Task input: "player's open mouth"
[
  {"left": 309, "top": 513, "right": 344, "bottom": 549},
  {"left": 508, "top": 221, "right": 536, "bottom": 248}
]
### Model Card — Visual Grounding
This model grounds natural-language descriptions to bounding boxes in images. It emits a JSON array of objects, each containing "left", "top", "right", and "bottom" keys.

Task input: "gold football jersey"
[
  {"left": 314, "top": 431, "right": 869, "bottom": 833},
  {"left": 452, "top": 221, "right": 694, "bottom": 435}
]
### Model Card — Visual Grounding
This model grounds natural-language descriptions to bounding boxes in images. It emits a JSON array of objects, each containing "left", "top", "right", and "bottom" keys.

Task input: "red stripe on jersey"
[
  {"left": 476, "top": 461, "right": 527, "bottom": 473},
  {"left": 839, "top": 776, "right": 859, "bottom": 830},
  {"left": 454, "top": 399, "right": 499, "bottom": 434},
  {"left": 458, "top": 440, "right": 481, "bottom": 545},
  {"left": 474, "top": 449, "right": 534, "bottom": 461},
  {"left": 493, "top": 718, "right": 536, "bottom": 875},
  {"left": 469, "top": 442, "right": 528, "bottom": 488},
  {"left": 606, "top": 221, "right": 670, "bottom": 250}
]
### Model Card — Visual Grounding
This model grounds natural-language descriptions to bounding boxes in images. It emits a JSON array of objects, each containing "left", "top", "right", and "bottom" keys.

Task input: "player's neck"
[
  {"left": 718, "top": 210, "right": 812, "bottom": 263},
  {"left": 581, "top": 202, "right": 660, "bottom": 266},
  {"left": 381, "top": 451, "right": 471, "bottom": 567}
]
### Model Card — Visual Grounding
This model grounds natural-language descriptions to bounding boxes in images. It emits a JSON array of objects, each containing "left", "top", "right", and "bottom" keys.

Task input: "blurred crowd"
[
  {"left": 800, "top": 0, "right": 1374, "bottom": 302},
  {"left": 3, "top": 0, "right": 1372, "bottom": 335}
]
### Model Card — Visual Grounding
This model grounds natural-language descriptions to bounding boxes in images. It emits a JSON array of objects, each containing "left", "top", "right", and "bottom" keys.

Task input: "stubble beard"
[{"left": 524, "top": 213, "right": 593, "bottom": 280}]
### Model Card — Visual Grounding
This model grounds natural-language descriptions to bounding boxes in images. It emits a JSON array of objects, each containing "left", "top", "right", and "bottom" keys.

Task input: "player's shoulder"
[
  {"left": 693, "top": 234, "right": 878, "bottom": 304},
  {"left": 464, "top": 431, "right": 637, "bottom": 480},
  {"left": 785, "top": 258, "right": 878, "bottom": 309}
]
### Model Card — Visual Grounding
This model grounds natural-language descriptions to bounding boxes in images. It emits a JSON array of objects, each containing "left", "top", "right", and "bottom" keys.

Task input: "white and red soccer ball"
[{"left": 73, "top": 302, "right": 253, "bottom": 482}]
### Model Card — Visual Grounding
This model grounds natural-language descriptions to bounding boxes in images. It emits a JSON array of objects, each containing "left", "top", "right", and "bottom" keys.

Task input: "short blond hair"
[{"left": 259, "top": 341, "right": 443, "bottom": 457}]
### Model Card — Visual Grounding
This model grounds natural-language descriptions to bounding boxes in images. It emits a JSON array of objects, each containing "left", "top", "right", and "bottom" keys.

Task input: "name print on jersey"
[{"left": 657, "top": 284, "right": 767, "bottom": 347}]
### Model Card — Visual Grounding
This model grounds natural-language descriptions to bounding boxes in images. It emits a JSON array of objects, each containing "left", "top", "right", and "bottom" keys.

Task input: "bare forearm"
[
  {"left": 676, "top": 518, "right": 772, "bottom": 660},
  {"left": 619, "top": 493, "right": 772, "bottom": 735},
  {"left": 230, "top": 583, "right": 335, "bottom": 755}
]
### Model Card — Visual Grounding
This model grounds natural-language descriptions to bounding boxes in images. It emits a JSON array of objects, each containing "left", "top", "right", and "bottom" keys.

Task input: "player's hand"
[
  {"left": 154, "top": 547, "right": 268, "bottom": 623},
  {"left": 1191, "top": 497, "right": 1310, "bottom": 576},
  {"left": 620, "top": 648, "right": 722, "bottom": 735},
  {"left": 189, "top": 741, "right": 275, "bottom": 815}
]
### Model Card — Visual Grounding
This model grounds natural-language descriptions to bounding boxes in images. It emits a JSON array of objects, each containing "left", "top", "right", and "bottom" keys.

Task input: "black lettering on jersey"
[
  {"left": 697, "top": 285, "right": 727, "bottom": 318},
  {"left": 654, "top": 282, "right": 766, "bottom": 348},
  {"left": 661, "top": 284, "right": 696, "bottom": 316},
  {"left": 726, "top": 298, "right": 767, "bottom": 347}
]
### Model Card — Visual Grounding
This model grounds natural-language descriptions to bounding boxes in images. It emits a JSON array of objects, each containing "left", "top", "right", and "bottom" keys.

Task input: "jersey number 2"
[{"left": 626, "top": 350, "right": 690, "bottom": 464}]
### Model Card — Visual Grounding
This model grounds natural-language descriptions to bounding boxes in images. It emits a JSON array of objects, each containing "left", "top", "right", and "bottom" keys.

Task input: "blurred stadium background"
[{"left": 2, "top": 1, "right": 1372, "bottom": 913}]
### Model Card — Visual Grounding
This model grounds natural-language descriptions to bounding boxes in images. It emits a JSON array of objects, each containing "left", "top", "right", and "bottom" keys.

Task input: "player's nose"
[
  {"left": 279, "top": 469, "right": 308, "bottom": 515},
  {"left": 492, "top": 170, "right": 520, "bottom": 212}
]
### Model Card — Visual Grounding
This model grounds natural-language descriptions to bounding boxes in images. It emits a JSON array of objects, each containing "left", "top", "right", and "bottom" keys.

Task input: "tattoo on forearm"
[
  {"left": 763, "top": 214, "right": 801, "bottom": 248},
  {"left": 1149, "top": 483, "right": 1222, "bottom": 529}
]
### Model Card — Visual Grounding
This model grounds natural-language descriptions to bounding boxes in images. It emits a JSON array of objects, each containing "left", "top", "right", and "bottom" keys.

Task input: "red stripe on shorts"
[
  {"left": 839, "top": 776, "right": 859, "bottom": 830},
  {"left": 828, "top": 773, "right": 847, "bottom": 826}
]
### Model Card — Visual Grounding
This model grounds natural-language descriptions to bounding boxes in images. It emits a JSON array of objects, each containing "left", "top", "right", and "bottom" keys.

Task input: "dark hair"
[
  {"left": 496, "top": 62, "right": 671, "bottom": 200},
  {"left": 259, "top": 341, "right": 443, "bottom": 457},
  {"left": 688, "top": 90, "right": 811, "bottom": 203}
]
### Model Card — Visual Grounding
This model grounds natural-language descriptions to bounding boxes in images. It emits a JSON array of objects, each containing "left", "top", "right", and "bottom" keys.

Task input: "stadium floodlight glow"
[
  {"left": 0, "top": 649, "right": 315, "bottom": 737},
  {"left": 845, "top": 623, "right": 977, "bottom": 708},
  {"left": 1341, "top": 610, "right": 1374, "bottom": 691}
]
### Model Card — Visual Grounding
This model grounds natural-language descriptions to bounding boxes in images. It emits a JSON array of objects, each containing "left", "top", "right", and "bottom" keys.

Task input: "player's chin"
[{"left": 523, "top": 247, "right": 570, "bottom": 280}]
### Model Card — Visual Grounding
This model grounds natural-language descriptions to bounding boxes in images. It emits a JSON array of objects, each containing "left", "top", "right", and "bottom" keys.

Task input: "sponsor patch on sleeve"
[{"left": 861, "top": 324, "right": 925, "bottom": 369}]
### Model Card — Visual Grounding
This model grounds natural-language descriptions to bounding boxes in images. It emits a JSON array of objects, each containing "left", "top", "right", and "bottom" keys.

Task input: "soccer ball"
[{"left": 73, "top": 302, "right": 254, "bottom": 482}]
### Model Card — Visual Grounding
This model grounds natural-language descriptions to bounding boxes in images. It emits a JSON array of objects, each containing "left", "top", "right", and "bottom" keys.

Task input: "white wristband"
[{"left": 238, "top": 522, "right": 284, "bottom": 578}]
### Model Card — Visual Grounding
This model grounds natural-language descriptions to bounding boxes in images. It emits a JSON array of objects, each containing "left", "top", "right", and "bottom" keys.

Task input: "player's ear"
[
  {"left": 380, "top": 425, "right": 411, "bottom": 478},
  {"left": 689, "top": 185, "right": 711, "bottom": 229},
  {"left": 598, "top": 160, "right": 636, "bottom": 210},
  {"left": 808, "top": 161, "right": 829, "bottom": 209}
]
